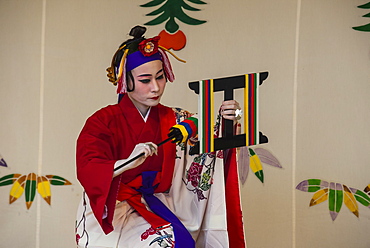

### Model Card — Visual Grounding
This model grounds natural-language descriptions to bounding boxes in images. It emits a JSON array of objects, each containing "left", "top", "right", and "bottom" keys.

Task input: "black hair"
[
  {"left": 113, "top": 26, "right": 147, "bottom": 72},
  {"left": 126, "top": 70, "right": 135, "bottom": 92},
  {"left": 113, "top": 25, "right": 147, "bottom": 93}
]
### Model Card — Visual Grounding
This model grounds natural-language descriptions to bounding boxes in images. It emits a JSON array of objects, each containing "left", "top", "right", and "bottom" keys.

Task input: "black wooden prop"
[{"left": 188, "top": 72, "right": 269, "bottom": 155}]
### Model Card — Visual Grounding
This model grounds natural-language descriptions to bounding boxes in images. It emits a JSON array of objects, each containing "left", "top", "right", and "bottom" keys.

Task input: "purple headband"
[
  {"left": 114, "top": 36, "right": 177, "bottom": 94},
  {"left": 126, "top": 50, "right": 162, "bottom": 72}
]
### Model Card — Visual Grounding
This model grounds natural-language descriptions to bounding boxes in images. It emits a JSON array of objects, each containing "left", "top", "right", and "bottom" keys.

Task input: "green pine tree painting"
[
  {"left": 353, "top": 2, "right": 370, "bottom": 32},
  {"left": 141, "top": 0, "right": 207, "bottom": 33}
]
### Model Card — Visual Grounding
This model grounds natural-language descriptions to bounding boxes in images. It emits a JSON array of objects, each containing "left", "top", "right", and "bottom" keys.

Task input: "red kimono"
[
  {"left": 75, "top": 94, "right": 246, "bottom": 248},
  {"left": 76, "top": 94, "right": 179, "bottom": 231}
]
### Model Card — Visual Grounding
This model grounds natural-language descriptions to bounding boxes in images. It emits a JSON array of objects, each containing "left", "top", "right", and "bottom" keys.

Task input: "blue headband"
[{"left": 126, "top": 51, "right": 162, "bottom": 72}]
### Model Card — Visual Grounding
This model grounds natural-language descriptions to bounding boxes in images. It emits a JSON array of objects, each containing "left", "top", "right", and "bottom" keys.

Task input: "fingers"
[
  {"left": 220, "top": 100, "right": 242, "bottom": 121},
  {"left": 137, "top": 142, "right": 158, "bottom": 157},
  {"left": 221, "top": 100, "right": 241, "bottom": 111},
  {"left": 222, "top": 113, "right": 236, "bottom": 121},
  {"left": 122, "top": 142, "right": 158, "bottom": 171},
  {"left": 144, "top": 142, "right": 158, "bottom": 156}
]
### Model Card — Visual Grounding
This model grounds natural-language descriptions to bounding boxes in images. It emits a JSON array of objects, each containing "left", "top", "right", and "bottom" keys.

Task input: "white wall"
[{"left": 0, "top": 0, "right": 369, "bottom": 247}]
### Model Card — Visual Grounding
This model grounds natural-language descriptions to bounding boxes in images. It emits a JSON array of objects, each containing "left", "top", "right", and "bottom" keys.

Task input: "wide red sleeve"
[{"left": 76, "top": 108, "right": 121, "bottom": 234}]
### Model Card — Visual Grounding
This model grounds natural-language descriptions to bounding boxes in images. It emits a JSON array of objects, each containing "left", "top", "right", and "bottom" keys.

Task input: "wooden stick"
[{"left": 113, "top": 136, "right": 173, "bottom": 172}]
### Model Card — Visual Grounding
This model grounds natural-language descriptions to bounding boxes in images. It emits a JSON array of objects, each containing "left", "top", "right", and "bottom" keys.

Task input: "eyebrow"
[{"left": 137, "top": 69, "right": 164, "bottom": 78}]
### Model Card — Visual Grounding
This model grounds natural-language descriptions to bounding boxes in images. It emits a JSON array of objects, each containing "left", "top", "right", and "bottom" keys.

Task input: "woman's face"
[{"left": 127, "top": 60, "right": 166, "bottom": 116}]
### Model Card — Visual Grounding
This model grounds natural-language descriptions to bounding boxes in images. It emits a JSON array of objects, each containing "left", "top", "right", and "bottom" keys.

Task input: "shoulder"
[
  {"left": 84, "top": 103, "right": 121, "bottom": 127},
  {"left": 78, "top": 104, "right": 122, "bottom": 141}
]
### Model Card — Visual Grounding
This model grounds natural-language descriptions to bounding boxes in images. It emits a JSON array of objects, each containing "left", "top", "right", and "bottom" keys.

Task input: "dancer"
[{"left": 75, "top": 25, "right": 245, "bottom": 248}]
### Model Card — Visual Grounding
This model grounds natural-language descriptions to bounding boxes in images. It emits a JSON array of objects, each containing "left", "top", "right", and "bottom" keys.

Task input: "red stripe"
[
  {"left": 248, "top": 74, "right": 252, "bottom": 145},
  {"left": 249, "top": 74, "right": 255, "bottom": 145},
  {"left": 205, "top": 80, "right": 208, "bottom": 152},
  {"left": 202, "top": 80, "right": 207, "bottom": 152},
  {"left": 250, "top": 74, "right": 253, "bottom": 145},
  {"left": 205, "top": 80, "right": 210, "bottom": 152},
  {"left": 224, "top": 148, "right": 246, "bottom": 247},
  {"left": 201, "top": 81, "right": 205, "bottom": 152},
  {"left": 253, "top": 74, "right": 256, "bottom": 144},
  {"left": 203, "top": 81, "right": 206, "bottom": 152},
  {"left": 182, "top": 119, "right": 197, "bottom": 137},
  {"left": 248, "top": 75, "right": 251, "bottom": 145},
  {"left": 208, "top": 80, "right": 212, "bottom": 152}
]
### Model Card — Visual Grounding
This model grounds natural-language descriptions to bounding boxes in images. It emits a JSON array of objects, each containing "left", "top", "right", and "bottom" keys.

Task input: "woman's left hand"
[{"left": 220, "top": 100, "right": 242, "bottom": 121}]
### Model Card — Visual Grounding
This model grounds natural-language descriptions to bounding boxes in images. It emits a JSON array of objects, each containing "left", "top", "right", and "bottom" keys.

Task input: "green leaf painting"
[
  {"left": 297, "top": 179, "right": 370, "bottom": 220},
  {"left": 238, "top": 147, "right": 282, "bottom": 184},
  {"left": 0, "top": 173, "right": 72, "bottom": 209}
]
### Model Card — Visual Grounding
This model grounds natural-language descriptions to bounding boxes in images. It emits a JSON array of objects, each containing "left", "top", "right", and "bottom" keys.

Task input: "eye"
[
  {"left": 139, "top": 79, "right": 151, "bottom": 84},
  {"left": 156, "top": 74, "right": 164, "bottom": 80}
]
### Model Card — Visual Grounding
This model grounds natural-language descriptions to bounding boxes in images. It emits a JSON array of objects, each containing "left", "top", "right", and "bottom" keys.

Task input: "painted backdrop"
[{"left": 0, "top": 0, "right": 369, "bottom": 247}]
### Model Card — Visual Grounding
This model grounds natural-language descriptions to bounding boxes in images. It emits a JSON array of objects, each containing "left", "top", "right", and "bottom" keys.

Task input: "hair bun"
[{"left": 129, "top": 26, "right": 146, "bottom": 39}]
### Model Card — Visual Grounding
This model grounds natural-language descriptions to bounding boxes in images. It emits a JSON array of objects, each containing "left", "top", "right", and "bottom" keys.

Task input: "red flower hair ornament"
[{"left": 138, "top": 36, "right": 160, "bottom": 57}]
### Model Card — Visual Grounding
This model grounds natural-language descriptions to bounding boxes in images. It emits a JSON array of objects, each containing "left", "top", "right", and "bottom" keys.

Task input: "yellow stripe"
[
  {"left": 172, "top": 124, "right": 188, "bottom": 143},
  {"left": 10, "top": 181, "right": 24, "bottom": 199},
  {"left": 117, "top": 49, "right": 129, "bottom": 82},
  {"left": 250, "top": 154, "right": 263, "bottom": 173},
  {"left": 37, "top": 180, "right": 51, "bottom": 198},
  {"left": 244, "top": 75, "right": 249, "bottom": 146}
]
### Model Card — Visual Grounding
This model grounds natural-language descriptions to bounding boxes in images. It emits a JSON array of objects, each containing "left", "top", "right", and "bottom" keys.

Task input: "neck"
[
  {"left": 127, "top": 94, "right": 150, "bottom": 117},
  {"left": 138, "top": 107, "right": 149, "bottom": 117}
]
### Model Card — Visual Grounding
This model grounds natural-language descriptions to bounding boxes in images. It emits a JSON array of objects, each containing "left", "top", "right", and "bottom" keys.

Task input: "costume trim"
[{"left": 224, "top": 148, "right": 246, "bottom": 247}]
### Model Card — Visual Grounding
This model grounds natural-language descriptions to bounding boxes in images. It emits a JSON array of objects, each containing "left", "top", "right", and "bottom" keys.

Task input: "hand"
[
  {"left": 220, "top": 100, "right": 242, "bottom": 121},
  {"left": 129, "top": 142, "right": 158, "bottom": 167},
  {"left": 113, "top": 142, "right": 158, "bottom": 176}
]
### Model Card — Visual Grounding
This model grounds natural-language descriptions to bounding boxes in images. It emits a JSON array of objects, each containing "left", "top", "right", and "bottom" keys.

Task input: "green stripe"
[
  {"left": 354, "top": 190, "right": 370, "bottom": 207},
  {"left": 254, "top": 73, "right": 258, "bottom": 141},
  {"left": 335, "top": 189, "right": 343, "bottom": 213},
  {"left": 0, "top": 174, "right": 17, "bottom": 186},
  {"left": 329, "top": 188, "right": 335, "bottom": 212},
  {"left": 254, "top": 170, "right": 264, "bottom": 183},
  {"left": 307, "top": 186, "right": 321, "bottom": 192},
  {"left": 187, "top": 117, "right": 198, "bottom": 129},
  {"left": 308, "top": 179, "right": 322, "bottom": 185},
  {"left": 25, "top": 179, "right": 36, "bottom": 202},
  {"left": 49, "top": 175, "right": 67, "bottom": 185}
]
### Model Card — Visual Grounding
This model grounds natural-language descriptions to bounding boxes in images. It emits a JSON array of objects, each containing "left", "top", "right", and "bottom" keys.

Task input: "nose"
[{"left": 151, "top": 78, "right": 160, "bottom": 92}]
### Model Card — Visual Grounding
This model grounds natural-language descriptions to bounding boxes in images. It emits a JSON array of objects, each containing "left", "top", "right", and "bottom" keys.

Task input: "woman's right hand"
[
  {"left": 113, "top": 142, "right": 157, "bottom": 177},
  {"left": 129, "top": 142, "right": 158, "bottom": 168}
]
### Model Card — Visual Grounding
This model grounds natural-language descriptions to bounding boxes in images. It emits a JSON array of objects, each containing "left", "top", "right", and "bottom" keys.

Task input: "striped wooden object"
[
  {"left": 188, "top": 72, "right": 269, "bottom": 154},
  {"left": 199, "top": 79, "right": 214, "bottom": 153},
  {"left": 245, "top": 73, "right": 260, "bottom": 146}
]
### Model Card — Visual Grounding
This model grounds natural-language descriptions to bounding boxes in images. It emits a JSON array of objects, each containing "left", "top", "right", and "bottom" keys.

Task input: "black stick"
[{"left": 113, "top": 136, "right": 173, "bottom": 172}]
